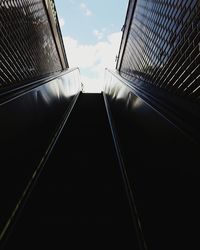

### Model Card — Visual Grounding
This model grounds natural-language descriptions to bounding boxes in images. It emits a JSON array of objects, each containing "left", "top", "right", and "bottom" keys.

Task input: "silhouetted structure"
[
  {"left": 0, "top": 0, "right": 200, "bottom": 249},
  {"left": 104, "top": 0, "right": 200, "bottom": 249}
]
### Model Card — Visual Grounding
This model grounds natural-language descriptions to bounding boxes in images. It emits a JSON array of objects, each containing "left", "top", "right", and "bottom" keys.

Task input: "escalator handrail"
[
  {"left": 0, "top": 67, "right": 80, "bottom": 105},
  {"left": 105, "top": 68, "right": 200, "bottom": 145}
]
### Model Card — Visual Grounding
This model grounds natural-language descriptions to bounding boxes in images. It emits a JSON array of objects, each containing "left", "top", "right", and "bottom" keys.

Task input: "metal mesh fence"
[
  {"left": 120, "top": 0, "right": 200, "bottom": 102},
  {"left": 0, "top": 0, "right": 62, "bottom": 90}
]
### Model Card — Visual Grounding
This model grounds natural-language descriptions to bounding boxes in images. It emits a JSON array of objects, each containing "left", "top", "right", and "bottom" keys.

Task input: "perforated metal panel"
[
  {"left": 120, "top": 0, "right": 200, "bottom": 102},
  {"left": 0, "top": 0, "right": 63, "bottom": 90}
]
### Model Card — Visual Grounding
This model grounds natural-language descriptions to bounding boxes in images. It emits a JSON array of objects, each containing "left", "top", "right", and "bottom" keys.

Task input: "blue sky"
[{"left": 55, "top": 0, "right": 128, "bottom": 92}]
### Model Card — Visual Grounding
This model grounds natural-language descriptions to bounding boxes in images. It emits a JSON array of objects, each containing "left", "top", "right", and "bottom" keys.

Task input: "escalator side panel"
[
  {"left": 104, "top": 76, "right": 200, "bottom": 249},
  {"left": 0, "top": 70, "right": 80, "bottom": 240}
]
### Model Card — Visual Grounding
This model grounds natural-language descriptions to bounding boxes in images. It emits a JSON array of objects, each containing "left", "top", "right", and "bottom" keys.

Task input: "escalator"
[{"left": 3, "top": 93, "right": 140, "bottom": 249}]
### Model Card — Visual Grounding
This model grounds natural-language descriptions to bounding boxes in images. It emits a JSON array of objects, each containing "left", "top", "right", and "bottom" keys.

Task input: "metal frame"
[{"left": 105, "top": 68, "right": 200, "bottom": 144}]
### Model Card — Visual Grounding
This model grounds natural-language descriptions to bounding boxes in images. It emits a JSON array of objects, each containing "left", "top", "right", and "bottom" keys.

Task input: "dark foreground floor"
[{"left": 4, "top": 93, "right": 138, "bottom": 249}]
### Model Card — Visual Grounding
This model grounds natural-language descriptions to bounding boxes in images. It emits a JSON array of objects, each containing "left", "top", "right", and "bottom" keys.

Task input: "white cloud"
[
  {"left": 63, "top": 32, "right": 122, "bottom": 92},
  {"left": 58, "top": 17, "right": 65, "bottom": 28},
  {"left": 80, "top": 75, "right": 103, "bottom": 93},
  {"left": 93, "top": 29, "right": 103, "bottom": 40},
  {"left": 80, "top": 3, "right": 92, "bottom": 16}
]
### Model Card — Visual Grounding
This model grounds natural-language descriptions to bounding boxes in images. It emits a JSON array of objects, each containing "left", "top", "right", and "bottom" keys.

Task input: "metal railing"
[
  {"left": 118, "top": 0, "right": 200, "bottom": 102},
  {"left": 0, "top": 0, "right": 67, "bottom": 92}
]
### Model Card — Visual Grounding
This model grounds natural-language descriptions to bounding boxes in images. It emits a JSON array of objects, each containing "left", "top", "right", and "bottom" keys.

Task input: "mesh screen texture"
[
  {"left": 120, "top": 0, "right": 200, "bottom": 102},
  {"left": 0, "top": 0, "right": 62, "bottom": 90}
]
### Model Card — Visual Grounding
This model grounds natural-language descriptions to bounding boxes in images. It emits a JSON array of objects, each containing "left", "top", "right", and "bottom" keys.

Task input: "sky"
[{"left": 55, "top": 0, "right": 128, "bottom": 92}]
